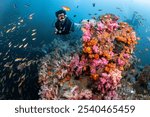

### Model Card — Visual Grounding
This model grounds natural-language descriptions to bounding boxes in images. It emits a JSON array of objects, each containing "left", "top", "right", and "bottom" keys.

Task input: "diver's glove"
[
  {"left": 55, "top": 28, "right": 58, "bottom": 34},
  {"left": 55, "top": 28, "right": 62, "bottom": 34}
]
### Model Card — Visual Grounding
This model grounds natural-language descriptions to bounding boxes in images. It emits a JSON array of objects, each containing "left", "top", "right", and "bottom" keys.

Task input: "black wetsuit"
[{"left": 55, "top": 17, "right": 73, "bottom": 35}]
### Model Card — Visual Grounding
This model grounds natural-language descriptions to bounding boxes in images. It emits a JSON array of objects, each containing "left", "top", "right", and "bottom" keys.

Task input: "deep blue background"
[{"left": 0, "top": 0, "right": 150, "bottom": 65}]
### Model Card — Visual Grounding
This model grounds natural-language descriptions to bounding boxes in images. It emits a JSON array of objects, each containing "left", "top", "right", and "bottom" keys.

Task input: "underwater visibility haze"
[{"left": 0, "top": 0, "right": 150, "bottom": 100}]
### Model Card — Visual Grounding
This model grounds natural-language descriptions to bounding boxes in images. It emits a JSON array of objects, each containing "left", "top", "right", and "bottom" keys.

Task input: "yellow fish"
[{"left": 62, "top": 6, "right": 71, "bottom": 11}]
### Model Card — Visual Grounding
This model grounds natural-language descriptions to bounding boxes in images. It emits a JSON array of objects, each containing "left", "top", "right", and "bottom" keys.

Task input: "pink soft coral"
[
  {"left": 123, "top": 53, "right": 130, "bottom": 59},
  {"left": 105, "top": 91, "right": 120, "bottom": 100},
  {"left": 97, "top": 68, "right": 121, "bottom": 99},
  {"left": 82, "top": 31, "right": 91, "bottom": 42},
  {"left": 67, "top": 86, "right": 93, "bottom": 100},
  {"left": 79, "top": 89, "right": 93, "bottom": 99},
  {"left": 90, "top": 66, "right": 96, "bottom": 74},
  {"left": 91, "top": 58, "right": 108, "bottom": 68},
  {"left": 84, "top": 23, "right": 91, "bottom": 30},
  {"left": 92, "top": 59, "right": 102, "bottom": 67},
  {"left": 83, "top": 35, "right": 91, "bottom": 42},
  {"left": 69, "top": 54, "right": 79, "bottom": 74},
  {"left": 92, "top": 45, "right": 99, "bottom": 53},
  {"left": 109, "top": 22, "right": 119, "bottom": 31},
  {"left": 117, "top": 58, "right": 125, "bottom": 66},
  {"left": 71, "top": 55, "right": 87, "bottom": 76},
  {"left": 39, "top": 85, "right": 58, "bottom": 100},
  {"left": 110, "top": 69, "right": 122, "bottom": 87},
  {"left": 101, "top": 57, "right": 109, "bottom": 65},
  {"left": 97, "top": 21, "right": 104, "bottom": 31}
]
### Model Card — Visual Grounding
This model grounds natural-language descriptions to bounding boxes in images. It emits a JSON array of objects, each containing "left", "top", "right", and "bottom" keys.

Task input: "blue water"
[
  {"left": 0, "top": 0, "right": 150, "bottom": 99},
  {"left": 1, "top": 0, "right": 150, "bottom": 65}
]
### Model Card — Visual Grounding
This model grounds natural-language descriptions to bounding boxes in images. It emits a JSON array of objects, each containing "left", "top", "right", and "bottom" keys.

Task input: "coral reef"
[
  {"left": 68, "top": 14, "right": 138, "bottom": 99},
  {"left": 134, "top": 66, "right": 150, "bottom": 94},
  {"left": 117, "top": 65, "right": 150, "bottom": 100},
  {"left": 38, "top": 14, "right": 141, "bottom": 100}
]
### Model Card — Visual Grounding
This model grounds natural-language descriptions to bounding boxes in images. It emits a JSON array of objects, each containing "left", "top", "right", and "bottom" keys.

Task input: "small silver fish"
[
  {"left": 29, "top": 13, "right": 35, "bottom": 17},
  {"left": 32, "top": 38, "right": 36, "bottom": 40},
  {"left": 31, "top": 32, "right": 36, "bottom": 36},
  {"left": 15, "top": 58, "right": 23, "bottom": 62},
  {"left": 18, "top": 17, "right": 21, "bottom": 20},
  {"left": 23, "top": 43, "right": 28, "bottom": 48},
  {"left": 32, "top": 29, "right": 37, "bottom": 32},
  {"left": 22, "top": 38, "right": 27, "bottom": 41},
  {"left": 8, "top": 42, "right": 12, "bottom": 45},
  {"left": 9, "top": 71, "right": 13, "bottom": 78},
  {"left": 17, "top": 63, "right": 26, "bottom": 71},
  {"left": 19, "top": 44, "right": 23, "bottom": 48},
  {"left": 29, "top": 13, "right": 35, "bottom": 20},
  {"left": 8, "top": 44, "right": 12, "bottom": 48},
  {"left": 14, "top": 44, "right": 19, "bottom": 48},
  {"left": 145, "top": 48, "right": 149, "bottom": 51},
  {"left": 22, "top": 58, "right": 27, "bottom": 61},
  {"left": 11, "top": 26, "right": 16, "bottom": 31},
  {"left": 20, "top": 19, "right": 24, "bottom": 23},
  {"left": 6, "top": 29, "right": 11, "bottom": 33},
  {"left": 4, "top": 62, "right": 11, "bottom": 67},
  {"left": 137, "top": 58, "right": 141, "bottom": 62},
  {"left": 13, "top": 73, "right": 16, "bottom": 77},
  {"left": 18, "top": 76, "right": 25, "bottom": 87}
]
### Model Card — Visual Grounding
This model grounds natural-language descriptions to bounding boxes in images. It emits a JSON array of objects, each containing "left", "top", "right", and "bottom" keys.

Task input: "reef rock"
[{"left": 134, "top": 66, "right": 150, "bottom": 94}]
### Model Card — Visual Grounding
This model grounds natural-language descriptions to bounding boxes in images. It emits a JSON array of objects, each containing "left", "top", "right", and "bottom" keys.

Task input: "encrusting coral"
[{"left": 38, "top": 14, "right": 139, "bottom": 100}]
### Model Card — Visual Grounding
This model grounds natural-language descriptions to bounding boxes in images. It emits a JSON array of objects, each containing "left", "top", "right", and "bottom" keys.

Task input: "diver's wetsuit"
[{"left": 55, "top": 17, "right": 73, "bottom": 35}]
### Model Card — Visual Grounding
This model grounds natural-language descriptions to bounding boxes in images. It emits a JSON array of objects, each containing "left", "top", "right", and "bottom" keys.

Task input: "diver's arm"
[
  {"left": 74, "top": 23, "right": 82, "bottom": 27},
  {"left": 55, "top": 28, "right": 58, "bottom": 34},
  {"left": 73, "top": 23, "right": 82, "bottom": 31},
  {"left": 74, "top": 23, "right": 81, "bottom": 28}
]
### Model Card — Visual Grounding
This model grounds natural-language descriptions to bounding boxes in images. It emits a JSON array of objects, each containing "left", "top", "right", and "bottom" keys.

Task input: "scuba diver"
[
  {"left": 125, "top": 11, "right": 143, "bottom": 29},
  {"left": 55, "top": 9, "right": 74, "bottom": 35}
]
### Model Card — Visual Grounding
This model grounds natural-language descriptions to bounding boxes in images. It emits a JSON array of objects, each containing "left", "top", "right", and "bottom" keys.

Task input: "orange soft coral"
[
  {"left": 102, "top": 50, "right": 112, "bottom": 60},
  {"left": 91, "top": 73, "right": 99, "bottom": 80},
  {"left": 115, "top": 36, "right": 127, "bottom": 43},
  {"left": 89, "top": 38, "right": 98, "bottom": 46},
  {"left": 104, "top": 63, "right": 116, "bottom": 72},
  {"left": 83, "top": 46, "right": 92, "bottom": 54},
  {"left": 94, "top": 54, "right": 100, "bottom": 59},
  {"left": 102, "top": 31, "right": 110, "bottom": 39}
]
